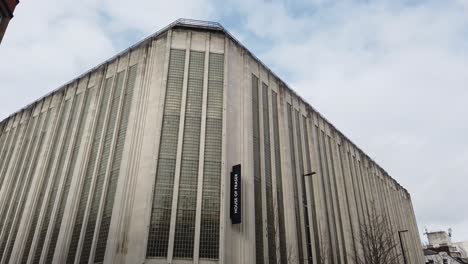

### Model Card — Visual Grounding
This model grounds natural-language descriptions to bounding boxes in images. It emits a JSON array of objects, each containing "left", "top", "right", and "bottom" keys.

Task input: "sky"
[{"left": 1, "top": 0, "right": 467, "bottom": 243}]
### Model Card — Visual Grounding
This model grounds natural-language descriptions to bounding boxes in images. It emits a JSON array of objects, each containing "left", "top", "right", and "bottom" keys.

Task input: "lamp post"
[
  {"left": 303, "top": 172, "right": 316, "bottom": 177},
  {"left": 398, "top": 230, "right": 408, "bottom": 264}
]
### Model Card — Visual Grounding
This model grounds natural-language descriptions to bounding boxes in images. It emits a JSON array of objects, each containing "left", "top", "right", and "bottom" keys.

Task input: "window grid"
[
  {"left": 262, "top": 83, "right": 277, "bottom": 263},
  {"left": 174, "top": 51, "right": 205, "bottom": 259},
  {"left": 199, "top": 53, "right": 223, "bottom": 259},
  {"left": 67, "top": 80, "right": 112, "bottom": 264},
  {"left": 0, "top": 114, "right": 40, "bottom": 261},
  {"left": 252, "top": 74, "right": 264, "bottom": 264},
  {"left": 0, "top": 123, "right": 22, "bottom": 188},
  {"left": 147, "top": 49, "right": 186, "bottom": 258},
  {"left": 0, "top": 129, "right": 13, "bottom": 184},
  {"left": 0, "top": 132, "right": 8, "bottom": 164},
  {"left": 80, "top": 72, "right": 124, "bottom": 264},
  {"left": 32, "top": 99, "right": 74, "bottom": 264},
  {"left": 287, "top": 104, "right": 304, "bottom": 262},
  {"left": 272, "top": 92, "right": 287, "bottom": 263},
  {"left": 94, "top": 64, "right": 138, "bottom": 263},
  {"left": 20, "top": 108, "right": 58, "bottom": 264},
  {"left": 0, "top": 121, "right": 30, "bottom": 242},
  {"left": 45, "top": 91, "right": 87, "bottom": 263},
  {"left": 4, "top": 112, "right": 50, "bottom": 263}
]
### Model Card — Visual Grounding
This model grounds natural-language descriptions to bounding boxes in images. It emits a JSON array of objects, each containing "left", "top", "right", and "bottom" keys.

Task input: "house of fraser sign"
[{"left": 230, "top": 164, "right": 241, "bottom": 224}]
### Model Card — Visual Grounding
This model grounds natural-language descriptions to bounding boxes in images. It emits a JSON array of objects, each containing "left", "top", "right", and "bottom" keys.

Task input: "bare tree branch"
[{"left": 352, "top": 200, "right": 402, "bottom": 264}]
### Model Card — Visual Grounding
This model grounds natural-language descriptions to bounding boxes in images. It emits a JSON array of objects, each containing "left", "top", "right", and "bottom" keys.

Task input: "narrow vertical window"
[
  {"left": 147, "top": 49, "right": 186, "bottom": 258},
  {"left": 299, "top": 115, "right": 313, "bottom": 264},
  {"left": 45, "top": 92, "right": 85, "bottom": 263},
  {"left": 0, "top": 113, "right": 41, "bottom": 262},
  {"left": 66, "top": 78, "right": 113, "bottom": 264},
  {"left": 287, "top": 104, "right": 304, "bottom": 262},
  {"left": 327, "top": 135, "right": 346, "bottom": 262},
  {"left": 80, "top": 71, "right": 125, "bottom": 263},
  {"left": 318, "top": 128, "right": 337, "bottom": 260},
  {"left": 5, "top": 111, "right": 54, "bottom": 263},
  {"left": 272, "top": 91, "right": 287, "bottom": 263},
  {"left": 0, "top": 129, "right": 15, "bottom": 186},
  {"left": 173, "top": 51, "right": 205, "bottom": 258},
  {"left": 94, "top": 64, "right": 137, "bottom": 262},
  {"left": 0, "top": 122, "right": 23, "bottom": 188},
  {"left": 252, "top": 74, "right": 264, "bottom": 264},
  {"left": 19, "top": 110, "right": 51, "bottom": 263},
  {"left": 303, "top": 116, "right": 321, "bottom": 262},
  {"left": 199, "top": 53, "right": 224, "bottom": 259},
  {"left": 262, "top": 83, "right": 276, "bottom": 263},
  {"left": 0, "top": 119, "right": 33, "bottom": 245},
  {"left": 21, "top": 107, "right": 58, "bottom": 263},
  {"left": 33, "top": 98, "right": 74, "bottom": 264},
  {"left": 294, "top": 110, "right": 309, "bottom": 263}
]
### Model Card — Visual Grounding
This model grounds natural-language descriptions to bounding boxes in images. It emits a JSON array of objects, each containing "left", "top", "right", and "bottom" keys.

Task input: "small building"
[{"left": 424, "top": 230, "right": 468, "bottom": 264}]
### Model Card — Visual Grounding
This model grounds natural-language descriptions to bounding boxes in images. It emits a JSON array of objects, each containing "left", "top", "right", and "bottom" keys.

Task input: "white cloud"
[
  {"left": 233, "top": 0, "right": 468, "bottom": 241},
  {"left": 0, "top": 0, "right": 214, "bottom": 119},
  {"left": 101, "top": 0, "right": 216, "bottom": 34},
  {"left": 1, "top": 0, "right": 467, "bottom": 245}
]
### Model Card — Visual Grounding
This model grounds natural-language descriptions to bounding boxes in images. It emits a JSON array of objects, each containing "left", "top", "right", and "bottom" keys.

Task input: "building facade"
[
  {"left": 0, "top": 0, "right": 19, "bottom": 44},
  {"left": 0, "top": 19, "right": 424, "bottom": 264}
]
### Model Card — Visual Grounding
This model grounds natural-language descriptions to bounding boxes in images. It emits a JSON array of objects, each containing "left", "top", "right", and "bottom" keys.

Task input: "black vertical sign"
[{"left": 230, "top": 164, "right": 241, "bottom": 224}]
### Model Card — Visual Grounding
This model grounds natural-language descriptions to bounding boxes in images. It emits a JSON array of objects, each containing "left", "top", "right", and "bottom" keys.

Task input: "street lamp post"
[
  {"left": 303, "top": 172, "right": 316, "bottom": 177},
  {"left": 398, "top": 230, "right": 408, "bottom": 264}
]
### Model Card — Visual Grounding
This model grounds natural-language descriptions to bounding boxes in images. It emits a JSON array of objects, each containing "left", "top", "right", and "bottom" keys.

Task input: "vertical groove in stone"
[
  {"left": 337, "top": 143, "right": 358, "bottom": 261},
  {"left": 272, "top": 92, "right": 287, "bottom": 264},
  {"left": 295, "top": 111, "right": 311, "bottom": 263},
  {"left": 262, "top": 83, "right": 276, "bottom": 264},
  {"left": 327, "top": 135, "right": 346, "bottom": 263},
  {"left": 303, "top": 116, "right": 320, "bottom": 263},
  {"left": 287, "top": 104, "right": 304, "bottom": 263},
  {"left": 315, "top": 126, "right": 334, "bottom": 259},
  {"left": 252, "top": 74, "right": 264, "bottom": 264}
]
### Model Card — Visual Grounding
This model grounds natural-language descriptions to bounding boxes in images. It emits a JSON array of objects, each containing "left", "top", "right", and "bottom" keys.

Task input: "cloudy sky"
[{"left": 1, "top": 0, "right": 467, "bottom": 243}]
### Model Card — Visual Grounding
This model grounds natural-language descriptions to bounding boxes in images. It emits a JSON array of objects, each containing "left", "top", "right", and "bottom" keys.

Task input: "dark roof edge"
[{"left": 1, "top": 18, "right": 410, "bottom": 196}]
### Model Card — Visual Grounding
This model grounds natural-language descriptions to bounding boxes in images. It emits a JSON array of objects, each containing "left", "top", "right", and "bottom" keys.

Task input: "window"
[
  {"left": 147, "top": 49, "right": 186, "bottom": 258},
  {"left": 252, "top": 74, "right": 264, "bottom": 264}
]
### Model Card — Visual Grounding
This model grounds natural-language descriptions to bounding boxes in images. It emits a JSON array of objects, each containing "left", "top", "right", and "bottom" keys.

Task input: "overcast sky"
[{"left": 1, "top": 0, "right": 467, "bottom": 243}]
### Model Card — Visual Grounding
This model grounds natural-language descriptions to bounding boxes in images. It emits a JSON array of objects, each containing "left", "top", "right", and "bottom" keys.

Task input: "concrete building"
[
  {"left": 0, "top": 19, "right": 424, "bottom": 264},
  {"left": 0, "top": 0, "right": 19, "bottom": 44},
  {"left": 424, "top": 249, "right": 468, "bottom": 264},
  {"left": 424, "top": 230, "right": 468, "bottom": 263}
]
